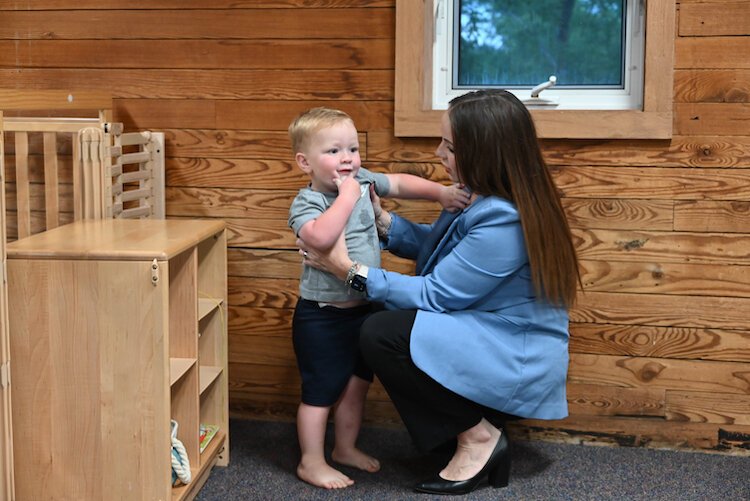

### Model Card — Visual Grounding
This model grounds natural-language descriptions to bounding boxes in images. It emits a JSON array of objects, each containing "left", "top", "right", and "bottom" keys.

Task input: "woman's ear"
[{"left": 295, "top": 152, "right": 311, "bottom": 173}]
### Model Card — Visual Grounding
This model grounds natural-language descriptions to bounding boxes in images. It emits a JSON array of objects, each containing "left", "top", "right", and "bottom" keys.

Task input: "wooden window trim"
[{"left": 394, "top": 0, "right": 675, "bottom": 139}]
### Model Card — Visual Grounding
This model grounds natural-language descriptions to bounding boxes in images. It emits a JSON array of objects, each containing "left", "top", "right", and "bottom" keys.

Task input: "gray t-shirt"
[{"left": 289, "top": 167, "right": 390, "bottom": 302}]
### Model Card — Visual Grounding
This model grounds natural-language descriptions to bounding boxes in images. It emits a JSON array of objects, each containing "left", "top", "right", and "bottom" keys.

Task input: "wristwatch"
[{"left": 345, "top": 262, "right": 369, "bottom": 292}]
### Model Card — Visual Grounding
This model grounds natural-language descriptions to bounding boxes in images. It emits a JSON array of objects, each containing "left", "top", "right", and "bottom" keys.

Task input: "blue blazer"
[{"left": 365, "top": 195, "right": 570, "bottom": 420}]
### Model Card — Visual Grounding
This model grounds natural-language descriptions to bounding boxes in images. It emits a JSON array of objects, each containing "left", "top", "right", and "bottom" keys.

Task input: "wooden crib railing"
[{"left": 0, "top": 90, "right": 164, "bottom": 242}]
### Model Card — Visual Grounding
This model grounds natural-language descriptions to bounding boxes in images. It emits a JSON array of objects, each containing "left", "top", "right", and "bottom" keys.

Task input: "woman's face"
[{"left": 435, "top": 112, "right": 460, "bottom": 184}]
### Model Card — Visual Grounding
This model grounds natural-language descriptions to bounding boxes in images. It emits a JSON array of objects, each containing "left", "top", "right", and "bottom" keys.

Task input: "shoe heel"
[{"left": 488, "top": 454, "right": 510, "bottom": 488}]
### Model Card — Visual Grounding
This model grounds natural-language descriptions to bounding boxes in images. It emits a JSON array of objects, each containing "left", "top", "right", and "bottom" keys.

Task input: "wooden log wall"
[{"left": 1, "top": 0, "right": 749, "bottom": 453}]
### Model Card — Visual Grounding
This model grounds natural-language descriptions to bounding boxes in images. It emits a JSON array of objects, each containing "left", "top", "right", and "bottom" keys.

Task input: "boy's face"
[{"left": 296, "top": 120, "right": 361, "bottom": 192}]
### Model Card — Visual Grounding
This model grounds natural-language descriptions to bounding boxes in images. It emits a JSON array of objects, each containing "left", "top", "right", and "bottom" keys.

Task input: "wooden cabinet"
[{"left": 6, "top": 219, "right": 228, "bottom": 501}]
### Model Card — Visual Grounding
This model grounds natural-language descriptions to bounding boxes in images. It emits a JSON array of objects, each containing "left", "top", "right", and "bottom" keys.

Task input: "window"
[
  {"left": 394, "top": 0, "right": 674, "bottom": 139},
  {"left": 433, "top": 0, "right": 644, "bottom": 111}
]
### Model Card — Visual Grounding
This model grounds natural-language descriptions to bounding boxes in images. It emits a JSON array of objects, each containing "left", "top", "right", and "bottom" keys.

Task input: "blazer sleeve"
[
  {"left": 367, "top": 201, "right": 528, "bottom": 312},
  {"left": 380, "top": 213, "right": 432, "bottom": 261}
]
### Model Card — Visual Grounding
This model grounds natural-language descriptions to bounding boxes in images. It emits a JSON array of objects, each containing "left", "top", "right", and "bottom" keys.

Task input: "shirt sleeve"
[
  {"left": 356, "top": 166, "right": 391, "bottom": 197},
  {"left": 288, "top": 190, "right": 327, "bottom": 237}
]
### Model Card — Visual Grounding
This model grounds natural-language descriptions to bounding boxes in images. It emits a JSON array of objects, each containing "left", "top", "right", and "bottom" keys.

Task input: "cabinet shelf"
[
  {"left": 198, "top": 297, "right": 222, "bottom": 322},
  {"left": 199, "top": 365, "right": 222, "bottom": 394},
  {"left": 171, "top": 358, "right": 197, "bottom": 386}
]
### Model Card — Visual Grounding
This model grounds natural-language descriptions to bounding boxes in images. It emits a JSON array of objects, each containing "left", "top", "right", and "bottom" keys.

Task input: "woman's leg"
[
  {"left": 360, "top": 310, "right": 508, "bottom": 485},
  {"left": 360, "top": 310, "right": 484, "bottom": 451},
  {"left": 331, "top": 375, "right": 380, "bottom": 472}
]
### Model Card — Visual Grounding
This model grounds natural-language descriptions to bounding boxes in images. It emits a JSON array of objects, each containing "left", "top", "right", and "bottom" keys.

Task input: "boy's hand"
[
  {"left": 439, "top": 183, "right": 471, "bottom": 212},
  {"left": 332, "top": 172, "right": 361, "bottom": 200}
]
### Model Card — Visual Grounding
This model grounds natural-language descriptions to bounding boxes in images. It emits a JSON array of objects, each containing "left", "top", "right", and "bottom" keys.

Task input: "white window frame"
[
  {"left": 394, "top": 0, "right": 675, "bottom": 139},
  {"left": 432, "top": 0, "right": 645, "bottom": 111}
]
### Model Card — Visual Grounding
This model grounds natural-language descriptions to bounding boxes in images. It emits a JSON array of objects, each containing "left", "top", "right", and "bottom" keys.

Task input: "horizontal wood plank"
[
  {"left": 572, "top": 291, "right": 750, "bottom": 330},
  {"left": 569, "top": 322, "right": 750, "bottom": 362},
  {"left": 229, "top": 276, "right": 299, "bottom": 310},
  {"left": 0, "top": 9, "right": 394, "bottom": 40},
  {"left": 675, "top": 37, "right": 750, "bottom": 69},
  {"left": 666, "top": 390, "right": 750, "bottom": 425},
  {"left": 516, "top": 414, "right": 750, "bottom": 451},
  {"left": 674, "top": 70, "right": 750, "bottom": 103},
  {"left": 0, "top": 39, "right": 394, "bottom": 69},
  {"left": 0, "top": 1, "right": 394, "bottom": 8},
  {"left": 674, "top": 200, "right": 750, "bottom": 232},
  {"left": 553, "top": 165, "right": 750, "bottom": 200},
  {"left": 579, "top": 259, "right": 750, "bottom": 298},
  {"left": 568, "top": 353, "right": 750, "bottom": 394},
  {"left": 562, "top": 198, "right": 674, "bottom": 231},
  {"left": 675, "top": 103, "right": 750, "bottom": 136},
  {"left": 567, "top": 383, "right": 665, "bottom": 417},
  {"left": 679, "top": 2, "right": 750, "bottom": 37},
  {"left": 108, "top": 100, "right": 394, "bottom": 131},
  {"left": 0, "top": 69, "right": 393, "bottom": 100},
  {"left": 573, "top": 228, "right": 750, "bottom": 265}
]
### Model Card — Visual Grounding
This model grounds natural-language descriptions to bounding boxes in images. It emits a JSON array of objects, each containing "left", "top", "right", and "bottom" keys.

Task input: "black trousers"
[{"left": 360, "top": 309, "right": 518, "bottom": 452}]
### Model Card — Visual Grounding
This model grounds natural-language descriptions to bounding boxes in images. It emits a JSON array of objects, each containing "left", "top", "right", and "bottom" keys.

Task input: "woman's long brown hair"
[{"left": 448, "top": 90, "right": 581, "bottom": 308}]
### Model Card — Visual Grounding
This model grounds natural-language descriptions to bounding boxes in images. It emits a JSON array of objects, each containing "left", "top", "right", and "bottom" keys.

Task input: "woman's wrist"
[{"left": 335, "top": 257, "right": 354, "bottom": 281}]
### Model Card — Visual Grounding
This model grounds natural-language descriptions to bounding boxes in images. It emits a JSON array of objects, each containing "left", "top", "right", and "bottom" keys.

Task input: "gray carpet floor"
[{"left": 195, "top": 418, "right": 749, "bottom": 501}]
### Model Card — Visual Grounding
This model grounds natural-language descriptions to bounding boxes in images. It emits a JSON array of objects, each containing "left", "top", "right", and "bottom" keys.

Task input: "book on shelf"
[{"left": 199, "top": 423, "right": 220, "bottom": 453}]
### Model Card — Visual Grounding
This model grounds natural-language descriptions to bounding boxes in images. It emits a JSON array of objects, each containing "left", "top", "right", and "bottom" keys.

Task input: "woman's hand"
[
  {"left": 369, "top": 185, "right": 392, "bottom": 238},
  {"left": 297, "top": 231, "right": 353, "bottom": 281}
]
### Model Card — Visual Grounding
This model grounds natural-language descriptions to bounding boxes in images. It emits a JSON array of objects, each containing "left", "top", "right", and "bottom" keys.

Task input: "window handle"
[{"left": 530, "top": 75, "right": 557, "bottom": 98}]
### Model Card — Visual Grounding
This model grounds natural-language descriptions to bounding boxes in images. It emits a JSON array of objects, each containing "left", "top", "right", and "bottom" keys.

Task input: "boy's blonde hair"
[{"left": 288, "top": 107, "right": 354, "bottom": 154}]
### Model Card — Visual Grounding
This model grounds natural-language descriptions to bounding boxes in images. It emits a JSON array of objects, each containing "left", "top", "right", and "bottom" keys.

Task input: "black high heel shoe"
[{"left": 414, "top": 431, "right": 511, "bottom": 495}]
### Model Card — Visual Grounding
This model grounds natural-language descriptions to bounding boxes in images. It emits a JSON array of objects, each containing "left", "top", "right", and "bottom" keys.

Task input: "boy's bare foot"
[
  {"left": 297, "top": 460, "right": 354, "bottom": 489},
  {"left": 332, "top": 447, "right": 381, "bottom": 473}
]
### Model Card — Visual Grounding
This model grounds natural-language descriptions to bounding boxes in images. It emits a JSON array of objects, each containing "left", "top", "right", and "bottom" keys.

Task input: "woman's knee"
[{"left": 359, "top": 309, "right": 417, "bottom": 358}]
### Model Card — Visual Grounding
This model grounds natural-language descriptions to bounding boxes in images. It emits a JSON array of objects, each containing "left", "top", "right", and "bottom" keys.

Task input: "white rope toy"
[{"left": 171, "top": 420, "right": 192, "bottom": 485}]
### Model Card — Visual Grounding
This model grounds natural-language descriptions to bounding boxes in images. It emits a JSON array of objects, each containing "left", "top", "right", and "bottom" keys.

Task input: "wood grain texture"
[
  {"left": 573, "top": 228, "right": 750, "bottom": 265},
  {"left": 674, "top": 70, "right": 750, "bottom": 103},
  {"left": 562, "top": 199, "right": 674, "bottom": 231},
  {"left": 0, "top": 39, "right": 394, "bottom": 69},
  {"left": 568, "top": 353, "right": 750, "bottom": 394},
  {"left": 0, "top": 0, "right": 395, "bottom": 9},
  {"left": 674, "top": 200, "right": 750, "bottom": 232},
  {"left": 515, "top": 414, "right": 750, "bottom": 451},
  {"left": 665, "top": 390, "right": 750, "bottom": 425},
  {"left": 675, "top": 103, "right": 750, "bottom": 136},
  {"left": 566, "top": 383, "right": 665, "bottom": 417},
  {"left": 553, "top": 165, "right": 750, "bottom": 200},
  {"left": 571, "top": 291, "right": 750, "bottom": 330},
  {"left": 569, "top": 322, "right": 750, "bottom": 362},
  {"left": 675, "top": 37, "right": 750, "bottom": 69},
  {"left": 0, "top": 69, "right": 393, "bottom": 100},
  {"left": 579, "top": 259, "right": 750, "bottom": 297},
  {"left": 0, "top": 9, "right": 394, "bottom": 40},
  {"left": 679, "top": 1, "right": 750, "bottom": 37}
]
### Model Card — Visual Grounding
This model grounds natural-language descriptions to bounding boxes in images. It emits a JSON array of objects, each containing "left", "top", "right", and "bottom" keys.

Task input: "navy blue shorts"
[{"left": 292, "top": 298, "right": 375, "bottom": 407}]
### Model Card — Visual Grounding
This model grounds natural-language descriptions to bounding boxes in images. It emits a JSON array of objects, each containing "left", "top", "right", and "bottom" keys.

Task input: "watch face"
[{"left": 351, "top": 274, "right": 367, "bottom": 292}]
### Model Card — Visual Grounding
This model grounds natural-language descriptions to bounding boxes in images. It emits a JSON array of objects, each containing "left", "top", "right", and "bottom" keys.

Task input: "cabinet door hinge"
[{"left": 151, "top": 258, "right": 159, "bottom": 286}]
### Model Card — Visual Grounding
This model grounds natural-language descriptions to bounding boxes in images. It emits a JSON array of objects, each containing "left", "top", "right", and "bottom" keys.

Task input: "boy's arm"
[
  {"left": 297, "top": 176, "right": 360, "bottom": 250},
  {"left": 385, "top": 173, "right": 470, "bottom": 212}
]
